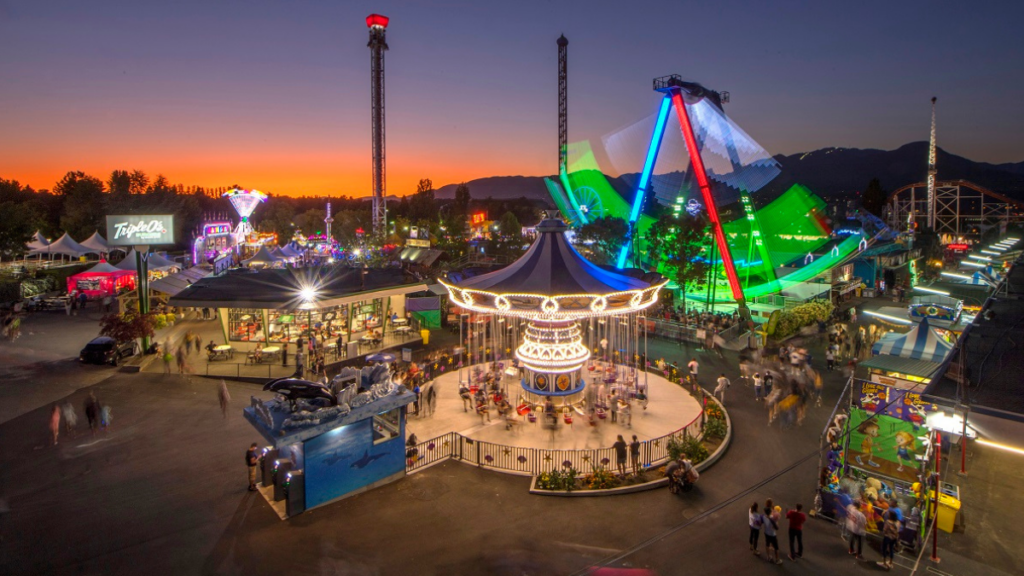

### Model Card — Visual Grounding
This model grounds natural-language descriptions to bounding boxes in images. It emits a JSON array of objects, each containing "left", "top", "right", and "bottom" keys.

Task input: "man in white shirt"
[
  {"left": 714, "top": 374, "right": 730, "bottom": 404},
  {"left": 687, "top": 358, "right": 699, "bottom": 391}
]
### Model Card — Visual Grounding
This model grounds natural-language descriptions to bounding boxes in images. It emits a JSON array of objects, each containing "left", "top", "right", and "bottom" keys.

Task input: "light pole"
[{"left": 299, "top": 284, "right": 320, "bottom": 375}]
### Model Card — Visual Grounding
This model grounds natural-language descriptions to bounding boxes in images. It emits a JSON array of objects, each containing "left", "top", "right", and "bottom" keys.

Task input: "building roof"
[
  {"left": 925, "top": 250, "right": 1024, "bottom": 419},
  {"left": 150, "top": 266, "right": 211, "bottom": 297},
  {"left": 169, "top": 267, "right": 426, "bottom": 310},
  {"left": 28, "top": 232, "right": 90, "bottom": 257},
  {"left": 859, "top": 354, "right": 942, "bottom": 378}
]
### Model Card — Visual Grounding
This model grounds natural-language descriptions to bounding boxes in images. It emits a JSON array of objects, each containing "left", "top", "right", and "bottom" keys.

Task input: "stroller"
[{"left": 667, "top": 458, "right": 698, "bottom": 494}]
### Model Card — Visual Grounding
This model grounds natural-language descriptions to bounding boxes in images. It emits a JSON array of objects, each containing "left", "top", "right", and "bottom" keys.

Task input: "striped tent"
[{"left": 871, "top": 317, "right": 953, "bottom": 363}]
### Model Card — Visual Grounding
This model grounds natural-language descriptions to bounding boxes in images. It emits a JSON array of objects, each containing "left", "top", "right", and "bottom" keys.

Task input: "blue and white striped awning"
[{"left": 871, "top": 317, "right": 953, "bottom": 363}]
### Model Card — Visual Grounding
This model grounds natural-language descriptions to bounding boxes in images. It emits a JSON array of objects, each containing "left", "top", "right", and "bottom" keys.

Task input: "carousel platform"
[{"left": 406, "top": 364, "right": 703, "bottom": 451}]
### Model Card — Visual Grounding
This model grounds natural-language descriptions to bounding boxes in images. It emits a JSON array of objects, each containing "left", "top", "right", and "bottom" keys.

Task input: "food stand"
[{"left": 66, "top": 261, "right": 136, "bottom": 298}]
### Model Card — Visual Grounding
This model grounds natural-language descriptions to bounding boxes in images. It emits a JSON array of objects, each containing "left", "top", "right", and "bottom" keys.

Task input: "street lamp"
[{"left": 298, "top": 282, "right": 321, "bottom": 374}]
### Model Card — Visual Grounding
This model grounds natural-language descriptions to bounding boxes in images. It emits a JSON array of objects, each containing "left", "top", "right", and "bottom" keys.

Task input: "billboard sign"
[{"left": 106, "top": 215, "right": 175, "bottom": 246}]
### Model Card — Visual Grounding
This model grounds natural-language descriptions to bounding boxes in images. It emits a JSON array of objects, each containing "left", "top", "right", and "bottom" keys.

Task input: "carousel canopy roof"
[
  {"left": 455, "top": 216, "right": 652, "bottom": 294},
  {"left": 242, "top": 245, "right": 282, "bottom": 265},
  {"left": 443, "top": 214, "right": 666, "bottom": 318}
]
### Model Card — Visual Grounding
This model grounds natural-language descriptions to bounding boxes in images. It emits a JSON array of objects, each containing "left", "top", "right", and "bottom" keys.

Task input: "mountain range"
[{"left": 435, "top": 142, "right": 1024, "bottom": 206}]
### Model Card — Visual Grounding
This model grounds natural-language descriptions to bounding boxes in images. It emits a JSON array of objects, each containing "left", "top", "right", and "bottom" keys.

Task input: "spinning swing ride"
[{"left": 441, "top": 213, "right": 667, "bottom": 409}]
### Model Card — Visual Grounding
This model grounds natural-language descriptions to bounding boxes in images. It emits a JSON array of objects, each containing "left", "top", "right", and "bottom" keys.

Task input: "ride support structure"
[{"left": 617, "top": 75, "right": 749, "bottom": 314}]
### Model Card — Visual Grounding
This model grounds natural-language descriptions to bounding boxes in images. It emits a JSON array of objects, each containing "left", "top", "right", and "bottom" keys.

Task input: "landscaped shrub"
[
  {"left": 668, "top": 435, "right": 710, "bottom": 464},
  {"left": 703, "top": 416, "right": 727, "bottom": 439},
  {"left": 583, "top": 466, "right": 620, "bottom": 490},
  {"left": 773, "top": 299, "right": 834, "bottom": 340}
]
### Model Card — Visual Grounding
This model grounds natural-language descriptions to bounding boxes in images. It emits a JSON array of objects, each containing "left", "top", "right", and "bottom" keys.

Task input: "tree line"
[{"left": 0, "top": 172, "right": 547, "bottom": 260}]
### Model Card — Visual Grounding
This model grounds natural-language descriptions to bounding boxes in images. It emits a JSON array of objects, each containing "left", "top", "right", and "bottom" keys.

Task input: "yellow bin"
[
  {"left": 929, "top": 491, "right": 961, "bottom": 533},
  {"left": 420, "top": 329, "right": 430, "bottom": 345}
]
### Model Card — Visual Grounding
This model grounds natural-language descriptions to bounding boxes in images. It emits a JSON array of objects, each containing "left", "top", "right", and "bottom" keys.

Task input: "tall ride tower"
[
  {"left": 367, "top": 14, "right": 389, "bottom": 235},
  {"left": 557, "top": 35, "right": 568, "bottom": 177},
  {"left": 324, "top": 201, "right": 334, "bottom": 242},
  {"left": 926, "top": 96, "right": 938, "bottom": 230}
]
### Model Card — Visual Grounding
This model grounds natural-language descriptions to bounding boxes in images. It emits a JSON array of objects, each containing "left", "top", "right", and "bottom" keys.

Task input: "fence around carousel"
[{"left": 406, "top": 399, "right": 708, "bottom": 477}]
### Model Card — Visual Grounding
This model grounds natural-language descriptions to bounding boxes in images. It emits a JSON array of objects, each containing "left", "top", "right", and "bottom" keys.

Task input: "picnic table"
[{"left": 209, "top": 345, "right": 234, "bottom": 361}]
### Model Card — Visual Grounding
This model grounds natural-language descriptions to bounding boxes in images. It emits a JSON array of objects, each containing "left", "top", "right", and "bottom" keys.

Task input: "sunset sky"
[{"left": 2, "top": 1, "right": 1023, "bottom": 197}]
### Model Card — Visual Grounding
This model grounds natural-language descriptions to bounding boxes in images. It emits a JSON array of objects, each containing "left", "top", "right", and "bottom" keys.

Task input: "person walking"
[
  {"left": 846, "top": 500, "right": 867, "bottom": 559},
  {"left": 714, "top": 374, "right": 730, "bottom": 404},
  {"left": 100, "top": 403, "right": 112, "bottom": 430},
  {"left": 686, "top": 358, "right": 699, "bottom": 392},
  {"left": 609, "top": 391, "right": 618, "bottom": 423},
  {"left": 246, "top": 443, "right": 260, "bottom": 491},
  {"left": 753, "top": 373, "right": 763, "bottom": 402},
  {"left": 612, "top": 435, "right": 628, "bottom": 477},
  {"left": 878, "top": 509, "right": 899, "bottom": 570},
  {"left": 218, "top": 380, "right": 231, "bottom": 419},
  {"left": 61, "top": 401, "right": 77, "bottom": 434},
  {"left": 49, "top": 404, "right": 61, "bottom": 445},
  {"left": 84, "top": 392, "right": 98, "bottom": 434},
  {"left": 761, "top": 499, "right": 783, "bottom": 565},
  {"left": 786, "top": 503, "right": 806, "bottom": 560},
  {"left": 629, "top": 434, "right": 641, "bottom": 476},
  {"left": 825, "top": 348, "right": 835, "bottom": 371},
  {"left": 748, "top": 502, "right": 763, "bottom": 555},
  {"left": 621, "top": 400, "right": 632, "bottom": 428}
]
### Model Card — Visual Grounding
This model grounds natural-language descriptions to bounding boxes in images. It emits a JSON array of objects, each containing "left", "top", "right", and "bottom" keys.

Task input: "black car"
[{"left": 80, "top": 337, "right": 137, "bottom": 366}]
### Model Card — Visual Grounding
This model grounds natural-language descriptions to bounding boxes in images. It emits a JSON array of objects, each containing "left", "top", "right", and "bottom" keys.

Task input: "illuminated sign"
[
  {"left": 203, "top": 223, "right": 232, "bottom": 237},
  {"left": 471, "top": 213, "right": 486, "bottom": 225},
  {"left": 407, "top": 239, "right": 430, "bottom": 248},
  {"left": 106, "top": 215, "right": 175, "bottom": 246},
  {"left": 945, "top": 243, "right": 970, "bottom": 252}
]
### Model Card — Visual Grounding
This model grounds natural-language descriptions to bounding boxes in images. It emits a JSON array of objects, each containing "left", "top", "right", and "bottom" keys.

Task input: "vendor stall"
[
  {"left": 243, "top": 365, "right": 416, "bottom": 517},
  {"left": 866, "top": 318, "right": 954, "bottom": 389},
  {"left": 67, "top": 261, "right": 136, "bottom": 298}
]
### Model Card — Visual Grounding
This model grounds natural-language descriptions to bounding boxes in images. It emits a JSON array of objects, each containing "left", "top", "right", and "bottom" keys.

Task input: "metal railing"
[{"left": 406, "top": 392, "right": 708, "bottom": 477}]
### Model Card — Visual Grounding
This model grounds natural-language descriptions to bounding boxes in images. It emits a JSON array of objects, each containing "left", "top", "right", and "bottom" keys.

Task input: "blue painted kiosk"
[{"left": 244, "top": 366, "right": 415, "bottom": 517}]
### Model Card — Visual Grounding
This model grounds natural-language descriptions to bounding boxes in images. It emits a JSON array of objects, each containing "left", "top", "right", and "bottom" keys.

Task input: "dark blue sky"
[{"left": 2, "top": 0, "right": 1022, "bottom": 196}]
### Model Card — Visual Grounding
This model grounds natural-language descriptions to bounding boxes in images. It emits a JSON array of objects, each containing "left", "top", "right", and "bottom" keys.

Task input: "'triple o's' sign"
[{"left": 106, "top": 215, "right": 176, "bottom": 246}]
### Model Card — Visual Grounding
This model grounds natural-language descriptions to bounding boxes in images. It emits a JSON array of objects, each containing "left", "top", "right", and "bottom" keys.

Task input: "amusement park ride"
[{"left": 547, "top": 73, "right": 869, "bottom": 310}]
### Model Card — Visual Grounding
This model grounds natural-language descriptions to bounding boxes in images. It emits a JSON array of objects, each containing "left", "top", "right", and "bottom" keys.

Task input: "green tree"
[
  {"left": 258, "top": 201, "right": 298, "bottom": 242},
  {"left": 59, "top": 173, "right": 106, "bottom": 239},
  {"left": 107, "top": 170, "right": 131, "bottom": 198},
  {"left": 99, "top": 312, "right": 155, "bottom": 346},
  {"left": 574, "top": 216, "right": 628, "bottom": 265},
  {"left": 294, "top": 208, "right": 327, "bottom": 238},
  {"left": 0, "top": 202, "right": 36, "bottom": 258},
  {"left": 497, "top": 211, "right": 521, "bottom": 239},
  {"left": 453, "top": 182, "right": 471, "bottom": 218},
  {"left": 408, "top": 178, "right": 436, "bottom": 223},
  {"left": 646, "top": 213, "right": 710, "bottom": 310},
  {"left": 861, "top": 177, "right": 887, "bottom": 217}
]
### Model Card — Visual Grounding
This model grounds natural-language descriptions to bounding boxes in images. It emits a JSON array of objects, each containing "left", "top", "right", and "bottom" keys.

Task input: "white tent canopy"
[
  {"left": 79, "top": 231, "right": 122, "bottom": 255},
  {"left": 28, "top": 233, "right": 90, "bottom": 258},
  {"left": 243, "top": 245, "right": 282, "bottom": 266},
  {"left": 25, "top": 231, "right": 50, "bottom": 251},
  {"left": 115, "top": 249, "right": 181, "bottom": 272}
]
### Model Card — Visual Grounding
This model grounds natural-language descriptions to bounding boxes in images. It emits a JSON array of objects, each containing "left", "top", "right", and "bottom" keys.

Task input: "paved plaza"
[
  {"left": 408, "top": 365, "right": 703, "bottom": 451},
  {"left": 0, "top": 296, "right": 1021, "bottom": 575}
]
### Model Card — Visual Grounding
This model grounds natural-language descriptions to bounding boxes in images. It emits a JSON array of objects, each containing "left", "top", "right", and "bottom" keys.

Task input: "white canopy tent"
[
  {"left": 25, "top": 231, "right": 50, "bottom": 252},
  {"left": 115, "top": 249, "right": 181, "bottom": 272},
  {"left": 28, "top": 233, "right": 91, "bottom": 259},
  {"left": 242, "top": 245, "right": 282, "bottom": 266},
  {"left": 79, "top": 231, "right": 124, "bottom": 255}
]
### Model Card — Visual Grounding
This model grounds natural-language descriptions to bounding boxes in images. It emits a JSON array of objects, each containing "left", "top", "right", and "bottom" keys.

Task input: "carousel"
[{"left": 440, "top": 213, "right": 668, "bottom": 420}]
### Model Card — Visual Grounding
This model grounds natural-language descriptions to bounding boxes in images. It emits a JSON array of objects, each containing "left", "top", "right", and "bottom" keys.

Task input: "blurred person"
[
  {"left": 84, "top": 392, "right": 99, "bottom": 433},
  {"left": 786, "top": 503, "right": 806, "bottom": 560},
  {"left": 60, "top": 401, "right": 77, "bottom": 433},
  {"left": 49, "top": 404, "right": 61, "bottom": 445},
  {"left": 749, "top": 502, "right": 762, "bottom": 555},
  {"left": 218, "top": 380, "right": 231, "bottom": 419},
  {"left": 714, "top": 374, "right": 731, "bottom": 404},
  {"left": 629, "top": 434, "right": 641, "bottom": 475},
  {"left": 612, "top": 435, "right": 628, "bottom": 477},
  {"left": 246, "top": 443, "right": 259, "bottom": 491}
]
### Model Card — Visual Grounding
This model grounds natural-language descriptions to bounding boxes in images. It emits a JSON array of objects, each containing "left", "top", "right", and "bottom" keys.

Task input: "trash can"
[
  {"left": 929, "top": 490, "right": 961, "bottom": 533},
  {"left": 420, "top": 329, "right": 430, "bottom": 345}
]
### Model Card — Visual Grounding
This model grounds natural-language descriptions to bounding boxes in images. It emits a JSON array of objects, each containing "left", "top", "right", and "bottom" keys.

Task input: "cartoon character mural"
[{"left": 855, "top": 420, "right": 881, "bottom": 468}]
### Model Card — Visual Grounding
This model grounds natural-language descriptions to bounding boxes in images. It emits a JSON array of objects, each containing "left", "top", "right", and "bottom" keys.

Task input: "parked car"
[{"left": 80, "top": 336, "right": 137, "bottom": 366}]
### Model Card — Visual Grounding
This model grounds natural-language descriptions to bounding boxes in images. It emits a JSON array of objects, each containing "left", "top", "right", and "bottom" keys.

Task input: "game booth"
[
  {"left": 66, "top": 261, "right": 137, "bottom": 298},
  {"left": 859, "top": 318, "right": 955, "bottom": 390},
  {"left": 818, "top": 378, "right": 963, "bottom": 550}
]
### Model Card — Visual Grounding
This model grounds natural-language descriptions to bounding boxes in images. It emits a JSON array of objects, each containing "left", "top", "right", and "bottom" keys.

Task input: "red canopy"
[{"left": 67, "top": 261, "right": 136, "bottom": 298}]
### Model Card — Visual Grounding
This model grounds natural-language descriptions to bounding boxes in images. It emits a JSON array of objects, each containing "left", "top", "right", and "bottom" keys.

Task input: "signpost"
[{"left": 106, "top": 215, "right": 175, "bottom": 352}]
